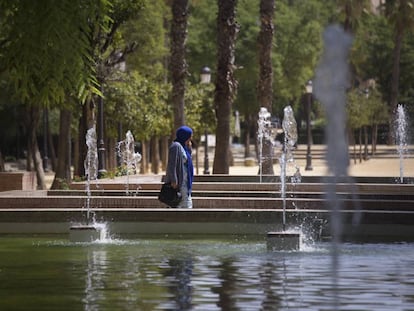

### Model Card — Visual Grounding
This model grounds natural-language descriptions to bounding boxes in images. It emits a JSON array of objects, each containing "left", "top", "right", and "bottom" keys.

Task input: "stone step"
[
  {"left": 48, "top": 188, "right": 414, "bottom": 200},
  {"left": 1, "top": 194, "right": 414, "bottom": 211},
  {"left": 69, "top": 181, "right": 414, "bottom": 195}
]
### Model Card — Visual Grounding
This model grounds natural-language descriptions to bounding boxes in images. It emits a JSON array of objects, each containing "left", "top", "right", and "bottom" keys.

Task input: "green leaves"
[
  {"left": 105, "top": 70, "right": 171, "bottom": 141},
  {"left": 0, "top": 0, "right": 108, "bottom": 107}
]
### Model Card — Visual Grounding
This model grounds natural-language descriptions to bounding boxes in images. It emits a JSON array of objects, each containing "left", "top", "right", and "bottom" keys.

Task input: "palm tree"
[
  {"left": 257, "top": 0, "right": 275, "bottom": 175},
  {"left": 213, "top": 0, "right": 240, "bottom": 174},
  {"left": 170, "top": 0, "right": 189, "bottom": 129},
  {"left": 382, "top": 0, "right": 414, "bottom": 143},
  {"left": 338, "top": 0, "right": 372, "bottom": 33}
]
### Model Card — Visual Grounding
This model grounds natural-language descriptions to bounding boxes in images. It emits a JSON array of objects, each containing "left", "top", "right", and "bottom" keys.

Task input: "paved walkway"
[
  {"left": 229, "top": 155, "right": 414, "bottom": 178},
  {"left": 62, "top": 144, "right": 414, "bottom": 186}
]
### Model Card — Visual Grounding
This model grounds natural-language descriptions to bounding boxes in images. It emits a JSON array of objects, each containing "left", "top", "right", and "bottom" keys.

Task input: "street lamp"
[
  {"left": 115, "top": 58, "right": 126, "bottom": 167},
  {"left": 305, "top": 80, "right": 313, "bottom": 171},
  {"left": 97, "top": 84, "right": 107, "bottom": 177},
  {"left": 42, "top": 108, "right": 49, "bottom": 172},
  {"left": 200, "top": 66, "right": 211, "bottom": 174}
]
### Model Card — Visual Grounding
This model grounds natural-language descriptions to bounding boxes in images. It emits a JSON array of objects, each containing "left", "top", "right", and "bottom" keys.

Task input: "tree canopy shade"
[{"left": 0, "top": 0, "right": 106, "bottom": 107}]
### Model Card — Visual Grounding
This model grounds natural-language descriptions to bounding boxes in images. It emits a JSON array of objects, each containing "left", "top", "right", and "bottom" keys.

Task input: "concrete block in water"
[
  {"left": 69, "top": 225, "right": 101, "bottom": 242},
  {"left": 267, "top": 232, "right": 300, "bottom": 251}
]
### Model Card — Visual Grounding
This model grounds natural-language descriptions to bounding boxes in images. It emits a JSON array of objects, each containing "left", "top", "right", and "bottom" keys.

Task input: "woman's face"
[{"left": 185, "top": 136, "right": 193, "bottom": 147}]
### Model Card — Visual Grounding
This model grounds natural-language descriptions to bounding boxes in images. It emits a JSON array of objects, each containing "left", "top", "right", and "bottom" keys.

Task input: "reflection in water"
[
  {"left": 211, "top": 258, "right": 238, "bottom": 310},
  {"left": 260, "top": 261, "right": 283, "bottom": 310},
  {"left": 161, "top": 257, "right": 194, "bottom": 310},
  {"left": 0, "top": 238, "right": 413, "bottom": 310},
  {"left": 83, "top": 250, "right": 108, "bottom": 311}
]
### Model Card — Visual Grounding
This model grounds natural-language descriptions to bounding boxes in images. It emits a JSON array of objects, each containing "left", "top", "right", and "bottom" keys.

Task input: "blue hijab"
[{"left": 175, "top": 126, "right": 194, "bottom": 192}]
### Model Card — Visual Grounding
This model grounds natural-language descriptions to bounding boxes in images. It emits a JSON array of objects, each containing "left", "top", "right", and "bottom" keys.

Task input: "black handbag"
[{"left": 158, "top": 183, "right": 182, "bottom": 207}]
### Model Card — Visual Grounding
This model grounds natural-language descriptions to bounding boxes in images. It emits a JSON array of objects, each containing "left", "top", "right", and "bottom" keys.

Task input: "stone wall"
[{"left": 0, "top": 172, "right": 37, "bottom": 191}]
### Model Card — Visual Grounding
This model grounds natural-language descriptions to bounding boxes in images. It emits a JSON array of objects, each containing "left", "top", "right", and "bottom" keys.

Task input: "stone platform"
[{"left": 0, "top": 175, "right": 413, "bottom": 242}]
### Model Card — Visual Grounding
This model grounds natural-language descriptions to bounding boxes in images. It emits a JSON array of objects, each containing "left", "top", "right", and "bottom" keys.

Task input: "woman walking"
[{"left": 165, "top": 126, "right": 194, "bottom": 208}]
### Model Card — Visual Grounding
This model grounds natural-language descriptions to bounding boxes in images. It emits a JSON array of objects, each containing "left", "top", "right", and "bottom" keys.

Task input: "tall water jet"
[
  {"left": 116, "top": 130, "right": 142, "bottom": 194},
  {"left": 257, "top": 107, "right": 272, "bottom": 182},
  {"left": 84, "top": 126, "right": 98, "bottom": 221},
  {"left": 314, "top": 25, "right": 353, "bottom": 310},
  {"left": 395, "top": 104, "right": 409, "bottom": 183},
  {"left": 267, "top": 106, "right": 301, "bottom": 251},
  {"left": 69, "top": 126, "right": 106, "bottom": 242},
  {"left": 280, "top": 105, "right": 299, "bottom": 230}
]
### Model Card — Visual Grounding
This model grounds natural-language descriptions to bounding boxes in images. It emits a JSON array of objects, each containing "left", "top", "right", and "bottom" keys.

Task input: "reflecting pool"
[{"left": 0, "top": 235, "right": 413, "bottom": 310}]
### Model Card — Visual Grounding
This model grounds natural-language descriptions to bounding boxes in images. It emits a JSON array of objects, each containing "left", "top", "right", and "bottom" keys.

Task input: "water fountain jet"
[
  {"left": 395, "top": 104, "right": 409, "bottom": 183},
  {"left": 267, "top": 106, "right": 301, "bottom": 251},
  {"left": 314, "top": 24, "right": 353, "bottom": 310},
  {"left": 69, "top": 126, "right": 106, "bottom": 242},
  {"left": 257, "top": 107, "right": 272, "bottom": 183},
  {"left": 116, "top": 130, "right": 142, "bottom": 194}
]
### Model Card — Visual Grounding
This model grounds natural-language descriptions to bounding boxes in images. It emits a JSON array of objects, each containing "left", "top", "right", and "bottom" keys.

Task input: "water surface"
[{"left": 0, "top": 235, "right": 413, "bottom": 310}]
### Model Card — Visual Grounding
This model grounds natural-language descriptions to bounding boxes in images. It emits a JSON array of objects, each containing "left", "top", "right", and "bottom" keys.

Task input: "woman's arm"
[{"left": 166, "top": 142, "right": 181, "bottom": 188}]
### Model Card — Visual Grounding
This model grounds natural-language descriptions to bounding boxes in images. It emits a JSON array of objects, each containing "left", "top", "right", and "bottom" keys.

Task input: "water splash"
[
  {"left": 395, "top": 105, "right": 409, "bottom": 183},
  {"left": 314, "top": 24, "right": 353, "bottom": 310},
  {"left": 116, "top": 130, "right": 142, "bottom": 195},
  {"left": 92, "top": 222, "right": 111, "bottom": 242}
]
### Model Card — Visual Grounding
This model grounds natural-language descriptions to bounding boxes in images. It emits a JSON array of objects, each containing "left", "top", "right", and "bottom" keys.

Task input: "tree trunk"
[
  {"left": 47, "top": 113, "right": 57, "bottom": 171},
  {"left": 244, "top": 113, "right": 252, "bottom": 158},
  {"left": 388, "top": 30, "right": 403, "bottom": 144},
  {"left": 51, "top": 109, "right": 72, "bottom": 189},
  {"left": 160, "top": 136, "right": 169, "bottom": 171},
  {"left": 257, "top": 0, "right": 275, "bottom": 175},
  {"left": 213, "top": 0, "right": 239, "bottom": 174},
  {"left": 358, "top": 128, "right": 362, "bottom": 163},
  {"left": 371, "top": 124, "right": 378, "bottom": 155},
  {"left": 0, "top": 151, "right": 4, "bottom": 172},
  {"left": 107, "top": 137, "right": 116, "bottom": 171},
  {"left": 73, "top": 134, "right": 79, "bottom": 178},
  {"left": 27, "top": 106, "right": 46, "bottom": 189},
  {"left": 170, "top": 0, "right": 189, "bottom": 129},
  {"left": 150, "top": 136, "right": 160, "bottom": 174},
  {"left": 353, "top": 137, "right": 356, "bottom": 165},
  {"left": 363, "top": 125, "right": 369, "bottom": 160},
  {"left": 140, "top": 140, "right": 149, "bottom": 174}
]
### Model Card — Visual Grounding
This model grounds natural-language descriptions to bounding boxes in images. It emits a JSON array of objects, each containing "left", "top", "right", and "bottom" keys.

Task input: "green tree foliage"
[
  {"left": 119, "top": 0, "right": 168, "bottom": 75},
  {"left": 184, "top": 82, "right": 215, "bottom": 142},
  {"left": 234, "top": 0, "right": 260, "bottom": 116},
  {"left": 187, "top": 0, "right": 217, "bottom": 81},
  {"left": 105, "top": 71, "right": 170, "bottom": 142},
  {"left": 105, "top": 0, "right": 170, "bottom": 141},
  {"left": 0, "top": 0, "right": 104, "bottom": 106},
  {"left": 337, "top": 0, "right": 373, "bottom": 33},
  {"left": 273, "top": 0, "right": 324, "bottom": 114}
]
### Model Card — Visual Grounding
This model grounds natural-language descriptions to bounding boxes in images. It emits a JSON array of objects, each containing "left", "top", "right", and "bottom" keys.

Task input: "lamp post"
[
  {"left": 305, "top": 80, "right": 313, "bottom": 171},
  {"left": 97, "top": 84, "right": 107, "bottom": 177},
  {"left": 42, "top": 108, "right": 49, "bottom": 172},
  {"left": 115, "top": 58, "right": 126, "bottom": 167},
  {"left": 200, "top": 66, "right": 211, "bottom": 174}
]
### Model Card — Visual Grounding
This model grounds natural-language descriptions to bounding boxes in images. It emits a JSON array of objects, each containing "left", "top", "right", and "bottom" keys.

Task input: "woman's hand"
[{"left": 171, "top": 182, "right": 178, "bottom": 189}]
